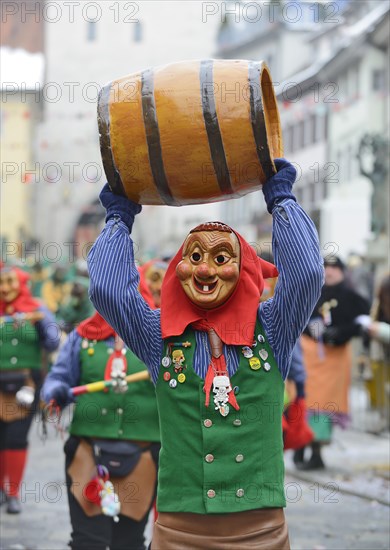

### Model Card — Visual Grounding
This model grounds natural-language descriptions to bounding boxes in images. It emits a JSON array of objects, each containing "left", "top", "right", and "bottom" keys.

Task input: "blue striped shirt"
[{"left": 88, "top": 199, "right": 323, "bottom": 383}]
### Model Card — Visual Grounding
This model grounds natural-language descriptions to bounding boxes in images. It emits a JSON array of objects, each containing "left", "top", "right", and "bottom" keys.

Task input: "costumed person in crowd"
[
  {"left": 41, "top": 265, "right": 72, "bottom": 313},
  {"left": 87, "top": 158, "right": 324, "bottom": 549},
  {"left": 296, "top": 255, "right": 370, "bottom": 470},
  {"left": 41, "top": 259, "right": 166, "bottom": 550},
  {"left": 56, "top": 277, "right": 94, "bottom": 334},
  {"left": 0, "top": 265, "right": 60, "bottom": 513}
]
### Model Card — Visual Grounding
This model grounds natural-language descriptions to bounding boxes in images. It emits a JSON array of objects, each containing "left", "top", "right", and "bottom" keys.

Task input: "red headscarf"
[
  {"left": 0, "top": 266, "right": 42, "bottom": 315},
  {"left": 160, "top": 225, "right": 278, "bottom": 346}
]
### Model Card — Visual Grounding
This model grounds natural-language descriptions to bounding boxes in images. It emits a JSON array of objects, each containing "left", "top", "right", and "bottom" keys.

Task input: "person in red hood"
[
  {"left": 0, "top": 265, "right": 60, "bottom": 514},
  {"left": 42, "top": 259, "right": 167, "bottom": 550},
  {"left": 87, "top": 159, "right": 324, "bottom": 549}
]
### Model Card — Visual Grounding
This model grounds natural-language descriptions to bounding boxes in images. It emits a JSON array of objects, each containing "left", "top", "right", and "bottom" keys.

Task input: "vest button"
[
  {"left": 10, "top": 357, "right": 17, "bottom": 365},
  {"left": 235, "top": 454, "right": 244, "bottom": 463},
  {"left": 236, "top": 488, "right": 245, "bottom": 498},
  {"left": 203, "top": 419, "right": 212, "bottom": 428},
  {"left": 233, "top": 419, "right": 242, "bottom": 427},
  {"left": 207, "top": 489, "right": 216, "bottom": 498},
  {"left": 11, "top": 338, "right": 18, "bottom": 346},
  {"left": 205, "top": 454, "right": 214, "bottom": 463},
  {"left": 118, "top": 429, "right": 123, "bottom": 435},
  {"left": 117, "top": 408, "right": 123, "bottom": 415},
  {"left": 101, "top": 408, "right": 107, "bottom": 415}
]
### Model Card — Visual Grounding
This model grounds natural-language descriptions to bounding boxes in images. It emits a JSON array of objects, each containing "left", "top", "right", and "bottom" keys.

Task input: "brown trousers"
[{"left": 151, "top": 508, "right": 290, "bottom": 549}]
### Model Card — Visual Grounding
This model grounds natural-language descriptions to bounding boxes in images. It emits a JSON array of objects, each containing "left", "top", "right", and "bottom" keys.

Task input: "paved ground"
[{"left": 1, "top": 417, "right": 389, "bottom": 550}]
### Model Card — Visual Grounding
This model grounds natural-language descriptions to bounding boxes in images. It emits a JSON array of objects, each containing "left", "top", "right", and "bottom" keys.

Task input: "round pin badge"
[
  {"left": 163, "top": 372, "right": 171, "bottom": 381},
  {"left": 177, "top": 373, "right": 186, "bottom": 383},
  {"left": 263, "top": 362, "right": 271, "bottom": 371},
  {"left": 169, "top": 379, "right": 177, "bottom": 388},
  {"left": 249, "top": 357, "right": 261, "bottom": 371},
  {"left": 257, "top": 334, "right": 265, "bottom": 343},
  {"left": 242, "top": 346, "right": 253, "bottom": 359},
  {"left": 161, "top": 356, "right": 171, "bottom": 368}
]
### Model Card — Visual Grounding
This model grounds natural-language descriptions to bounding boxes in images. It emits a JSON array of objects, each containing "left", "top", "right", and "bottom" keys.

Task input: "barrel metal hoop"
[
  {"left": 141, "top": 69, "right": 178, "bottom": 206},
  {"left": 248, "top": 61, "right": 274, "bottom": 181},
  {"left": 200, "top": 59, "right": 234, "bottom": 196},
  {"left": 97, "top": 83, "right": 127, "bottom": 197}
]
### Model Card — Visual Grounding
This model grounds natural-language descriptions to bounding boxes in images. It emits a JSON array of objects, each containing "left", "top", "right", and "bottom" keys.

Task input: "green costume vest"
[
  {"left": 156, "top": 321, "right": 285, "bottom": 514},
  {"left": 70, "top": 339, "right": 160, "bottom": 442},
  {"left": 0, "top": 320, "right": 42, "bottom": 371}
]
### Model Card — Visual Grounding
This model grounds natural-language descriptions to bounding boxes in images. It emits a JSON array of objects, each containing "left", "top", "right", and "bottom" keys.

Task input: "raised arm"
[
  {"left": 87, "top": 185, "right": 162, "bottom": 374},
  {"left": 259, "top": 159, "right": 324, "bottom": 378}
]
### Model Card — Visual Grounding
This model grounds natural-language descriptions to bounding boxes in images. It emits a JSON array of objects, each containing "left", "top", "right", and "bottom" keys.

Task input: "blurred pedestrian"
[
  {"left": 56, "top": 277, "right": 94, "bottom": 333},
  {"left": 356, "top": 273, "right": 390, "bottom": 428},
  {"left": 41, "top": 265, "right": 72, "bottom": 313},
  {"left": 0, "top": 265, "right": 60, "bottom": 513},
  {"left": 42, "top": 260, "right": 167, "bottom": 550},
  {"left": 297, "top": 255, "right": 370, "bottom": 470}
]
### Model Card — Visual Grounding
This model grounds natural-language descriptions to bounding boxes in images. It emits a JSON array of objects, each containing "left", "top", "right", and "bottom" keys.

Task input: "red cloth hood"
[
  {"left": 160, "top": 226, "right": 278, "bottom": 346},
  {"left": 0, "top": 267, "right": 41, "bottom": 315},
  {"left": 76, "top": 312, "right": 116, "bottom": 341}
]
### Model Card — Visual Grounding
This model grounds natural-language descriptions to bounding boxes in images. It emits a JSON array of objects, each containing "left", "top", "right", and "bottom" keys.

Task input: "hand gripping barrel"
[{"left": 98, "top": 59, "right": 283, "bottom": 206}]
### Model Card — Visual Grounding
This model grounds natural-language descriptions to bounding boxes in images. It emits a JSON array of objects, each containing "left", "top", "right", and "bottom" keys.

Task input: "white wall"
[{"left": 34, "top": 1, "right": 221, "bottom": 255}]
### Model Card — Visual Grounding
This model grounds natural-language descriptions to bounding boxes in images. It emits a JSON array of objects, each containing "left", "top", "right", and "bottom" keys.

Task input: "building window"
[
  {"left": 372, "top": 69, "right": 385, "bottom": 92},
  {"left": 87, "top": 21, "right": 97, "bottom": 41},
  {"left": 134, "top": 21, "right": 142, "bottom": 42}
]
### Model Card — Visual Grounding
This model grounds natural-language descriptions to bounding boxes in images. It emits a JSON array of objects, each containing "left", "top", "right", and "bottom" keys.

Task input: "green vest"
[
  {"left": 156, "top": 321, "right": 285, "bottom": 514},
  {"left": 70, "top": 338, "right": 160, "bottom": 442},
  {"left": 0, "top": 320, "right": 42, "bottom": 371}
]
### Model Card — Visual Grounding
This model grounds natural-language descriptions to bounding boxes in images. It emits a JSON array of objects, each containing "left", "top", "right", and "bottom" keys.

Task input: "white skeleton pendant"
[{"left": 213, "top": 375, "right": 232, "bottom": 417}]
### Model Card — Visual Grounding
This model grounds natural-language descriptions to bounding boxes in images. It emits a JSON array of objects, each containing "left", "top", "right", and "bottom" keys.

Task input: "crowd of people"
[{"left": 1, "top": 159, "right": 389, "bottom": 549}]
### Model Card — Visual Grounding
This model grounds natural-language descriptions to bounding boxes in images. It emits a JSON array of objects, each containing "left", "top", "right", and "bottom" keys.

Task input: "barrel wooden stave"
[{"left": 98, "top": 59, "right": 283, "bottom": 206}]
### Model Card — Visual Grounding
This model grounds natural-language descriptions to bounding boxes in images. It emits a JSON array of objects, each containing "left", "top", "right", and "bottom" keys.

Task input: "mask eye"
[
  {"left": 215, "top": 254, "right": 229, "bottom": 265},
  {"left": 191, "top": 252, "right": 201, "bottom": 262}
]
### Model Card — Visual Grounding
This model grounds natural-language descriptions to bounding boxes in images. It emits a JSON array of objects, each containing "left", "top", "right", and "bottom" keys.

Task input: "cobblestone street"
[{"left": 1, "top": 416, "right": 389, "bottom": 550}]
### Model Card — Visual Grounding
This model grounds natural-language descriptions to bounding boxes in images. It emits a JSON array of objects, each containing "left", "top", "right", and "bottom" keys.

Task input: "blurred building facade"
[
  {"left": 217, "top": 0, "right": 389, "bottom": 259},
  {"left": 31, "top": 1, "right": 220, "bottom": 261},
  {"left": 0, "top": 2, "right": 44, "bottom": 252}
]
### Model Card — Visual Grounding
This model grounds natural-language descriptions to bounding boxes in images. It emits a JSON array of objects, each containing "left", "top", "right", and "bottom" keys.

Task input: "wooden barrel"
[{"left": 98, "top": 59, "right": 283, "bottom": 206}]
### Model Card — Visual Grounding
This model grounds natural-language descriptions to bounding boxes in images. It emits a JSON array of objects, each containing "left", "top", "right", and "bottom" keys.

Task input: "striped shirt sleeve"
[
  {"left": 88, "top": 218, "right": 163, "bottom": 382},
  {"left": 259, "top": 199, "right": 324, "bottom": 379}
]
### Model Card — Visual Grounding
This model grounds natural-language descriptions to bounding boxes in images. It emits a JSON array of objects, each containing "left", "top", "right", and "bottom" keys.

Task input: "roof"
[
  {"left": 276, "top": 3, "right": 389, "bottom": 96},
  {"left": 0, "top": 47, "right": 45, "bottom": 89}
]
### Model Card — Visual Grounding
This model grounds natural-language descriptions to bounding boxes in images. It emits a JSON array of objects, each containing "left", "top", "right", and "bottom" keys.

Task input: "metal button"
[
  {"left": 236, "top": 488, "right": 245, "bottom": 498},
  {"left": 101, "top": 408, "right": 107, "bottom": 415},
  {"left": 117, "top": 408, "right": 123, "bottom": 415},
  {"left": 11, "top": 338, "right": 18, "bottom": 346},
  {"left": 10, "top": 357, "right": 17, "bottom": 364},
  {"left": 203, "top": 419, "right": 213, "bottom": 428},
  {"left": 207, "top": 489, "right": 216, "bottom": 498},
  {"left": 118, "top": 429, "right": 123, "bottom": 435},
  {"left": 205, "top": 454, "right": 214, "bottom": 463},
  {"left": 235, "top": 454, "right": 244, "bottom": 463},
  {"left": 233, "top": 419, "right": 242, "bottom": 427}
]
